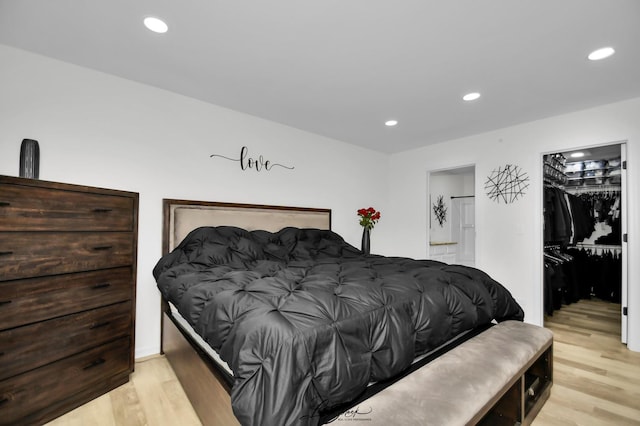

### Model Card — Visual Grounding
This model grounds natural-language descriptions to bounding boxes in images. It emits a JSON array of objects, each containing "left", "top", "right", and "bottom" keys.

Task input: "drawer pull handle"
[
  {"left": 0, "top": 300, "right": 11, "bottom": 307},
  {"left": 92, "top": 208, "right": 112, "bottom": 213},
  {"left": 0, "top": 202, "right": 10, "bottom": 207},
  {"left": 92, "top": 282, "right": 111, "bottom": 290},
  {"left": 90, "top": 321, "right": 111, "bottom": 329},
  {"left": 0, "top": 251, "right": 13, "bottom": 256},
  {"left": 93, "top": 245, "right": 113, "bottom": 251},
  {"left": 83, "top": 358, "right": 106, "bottom": 370}
]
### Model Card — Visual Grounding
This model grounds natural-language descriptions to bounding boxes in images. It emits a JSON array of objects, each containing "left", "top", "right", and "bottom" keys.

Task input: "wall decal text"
[{"left": 210, "top": 146, "right": 295, "bottom": 172}]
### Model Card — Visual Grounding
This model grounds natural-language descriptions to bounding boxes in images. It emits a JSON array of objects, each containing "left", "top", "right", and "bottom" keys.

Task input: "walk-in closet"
[{"left": 543, "top": 143, "right": 627, "bottom": 342}]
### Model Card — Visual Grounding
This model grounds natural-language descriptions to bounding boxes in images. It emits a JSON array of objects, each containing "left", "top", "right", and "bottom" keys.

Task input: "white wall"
[
  {"left": 0, "top": 45, "right": 390, "bottom": 358},
  {"left": 384, "top": 97, "right": 640, "bottom": 352}
]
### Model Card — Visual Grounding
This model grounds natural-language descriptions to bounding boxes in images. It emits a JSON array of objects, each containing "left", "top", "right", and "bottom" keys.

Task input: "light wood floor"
[
  {"left": 535, "top": 299, "right": 640, "bottom": 425},
  {"left": 47, "top": 299, "right": 640, "bottom": 426},
  {"left": 45, "top": 353, "right": 201, "bottom": 426}
]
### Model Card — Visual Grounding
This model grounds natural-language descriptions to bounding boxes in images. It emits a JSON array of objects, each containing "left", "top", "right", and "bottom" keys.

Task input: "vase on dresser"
[{"left": 19, "top": 139, "right": 40, "bottom": 179}]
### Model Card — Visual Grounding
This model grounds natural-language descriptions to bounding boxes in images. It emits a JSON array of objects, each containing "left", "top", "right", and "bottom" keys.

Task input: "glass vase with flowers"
[{"left": 357, "top": 207, "right": 381, "bottom": 254}]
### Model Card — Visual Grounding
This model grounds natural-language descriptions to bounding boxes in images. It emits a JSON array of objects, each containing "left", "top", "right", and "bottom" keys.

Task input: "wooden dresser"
[{"left": 0, "top": 175, "right": 138, "bottom": 425}]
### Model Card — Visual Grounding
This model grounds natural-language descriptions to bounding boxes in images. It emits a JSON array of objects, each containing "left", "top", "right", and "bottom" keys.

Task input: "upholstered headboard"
[{"left": 162, "top": 199, "right": 332, "bottom": 253}]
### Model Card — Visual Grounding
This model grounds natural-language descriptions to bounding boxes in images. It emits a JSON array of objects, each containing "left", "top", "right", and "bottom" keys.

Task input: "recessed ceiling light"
[
  {"left": 144, "top": 17, "right": 168, "bottom": 34},
  {"left": 570, "top": 152, "right": 585, "bottom": 158},
  {"left": 588, "top": 47, "right": 615, "bottom": 61},
  {"left": 463, "top": 92, "right": 481, "bottom": 101},
  {"left": 385, "top": 120, "right": 398, "bottom": 127}
]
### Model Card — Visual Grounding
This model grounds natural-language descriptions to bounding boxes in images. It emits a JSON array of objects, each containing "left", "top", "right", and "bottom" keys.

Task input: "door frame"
[
  {"left": 427, "top": 164, "right": 476, "bottom": 263},
  {"left": 540, "top": 141, "right": 628, "bottom": 343}
]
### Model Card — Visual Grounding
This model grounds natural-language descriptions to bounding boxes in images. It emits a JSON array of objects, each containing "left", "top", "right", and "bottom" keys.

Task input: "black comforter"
[{"left": 154, "top": 227, "right": 524, "bottom": 426}]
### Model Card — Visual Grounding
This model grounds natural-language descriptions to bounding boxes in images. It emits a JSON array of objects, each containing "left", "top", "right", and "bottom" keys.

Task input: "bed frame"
[
  {"left": 159, "top": 199, "right": 553, "bottom": 425},
  {"left": 160, "top": 199, "right": 332, "bottom": 425}
]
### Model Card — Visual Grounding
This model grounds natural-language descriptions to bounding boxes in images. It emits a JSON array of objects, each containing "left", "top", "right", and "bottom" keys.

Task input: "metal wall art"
[
  {"left": 210, "top": 146, "right": 295, "bottom": 172},
  {"left": 484, "top": 164, "right": 529, "bottom": 204},
  {"left": 432, "top": 195, "right": 447, "bottom": 226}
]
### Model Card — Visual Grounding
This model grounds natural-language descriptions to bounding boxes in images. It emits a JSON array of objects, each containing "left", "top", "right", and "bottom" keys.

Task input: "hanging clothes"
[
  {"left": 567, "top": 194, "right": 595, "bottom": 242},
  {"left": 565, "top": 247, "right": 622, "bottom": 303},
  {"left": 544, "top": 256, "right": 564, "bottom": 316},
  {"left": 544, "top": 186, "right": 572, "bottom": 244},
  {"left": 587, "top": 191, "right": 621, "bottom": 245},
  {"left": 543, "top": 247, "right": 580, "bottom": 315},
  {"left": 543, "top": 153, "right": 622, "bottom": 315},
  {"left": 544, "top": 185, "right": 595, "bottom": 245},
  {"left": 544, "top": 245, "right": 621, "bottom": 315}
]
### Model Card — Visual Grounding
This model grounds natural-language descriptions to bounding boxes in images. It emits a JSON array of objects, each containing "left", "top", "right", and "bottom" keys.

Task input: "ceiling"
[
  {"left": 1, "top": 1, "right": 639, "bottom": 154},
  {"left": 560, "top": 143, "right": 621, "bottom": 163}
]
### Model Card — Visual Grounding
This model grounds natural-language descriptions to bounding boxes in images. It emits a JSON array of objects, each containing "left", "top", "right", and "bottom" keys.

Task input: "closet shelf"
[{"left": 565, "top": 159, "right": 621, "bottom": 187}]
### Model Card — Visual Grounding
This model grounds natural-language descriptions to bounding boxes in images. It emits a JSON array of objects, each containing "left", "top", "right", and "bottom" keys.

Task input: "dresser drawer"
[
  {"left": 0, "top": 301, "right": 132, "bottom": 380},
  {"left": 0, "top": 338, "right": 131, "bottom": 425},
  {"left": 0, "top": 267, "right": 132, "bottom": 330},
  {"left": 0, "top": 183, "right": 134, "bottom": 232},
  {"left": 0, "top": 232, "right": 134, "bottom": 280}
]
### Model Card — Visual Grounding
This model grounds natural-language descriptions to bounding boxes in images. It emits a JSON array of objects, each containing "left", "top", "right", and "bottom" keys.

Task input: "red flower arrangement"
[{"left": 357, "top": 207, "right": 381, "bottom": 230}]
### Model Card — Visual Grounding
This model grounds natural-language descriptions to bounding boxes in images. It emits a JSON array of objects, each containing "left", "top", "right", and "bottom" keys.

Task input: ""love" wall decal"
[{"left": 210, "top": 146, "right": 295, "bottom": 172}]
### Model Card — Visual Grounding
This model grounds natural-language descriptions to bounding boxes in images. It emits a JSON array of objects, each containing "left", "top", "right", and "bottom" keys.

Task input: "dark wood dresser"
[{"left": 0, "top": 175, "right": 138, "bottom": 425}]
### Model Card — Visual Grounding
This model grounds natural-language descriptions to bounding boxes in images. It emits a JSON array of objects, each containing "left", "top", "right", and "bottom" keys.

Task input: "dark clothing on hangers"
[
  {"left": 544, "top": 186, "right": 594, "bottom": 245},
  {"left": 543, "top": 155, "right": 622, "bottom": 315},
  {"left": 544, "top": 187, "right": 572, "bottom": 244},
  {"left": 545, "top": 246, "right": 622, "bottom": 315},
  {"left": 578, "top": 191, "right": 622, "bottom": 244},
  {"left": 568, "top": 196, "right": 594, "bottom": 242},
  {"left": 565, "top": 247, "right": 621, "bottom": 303}
]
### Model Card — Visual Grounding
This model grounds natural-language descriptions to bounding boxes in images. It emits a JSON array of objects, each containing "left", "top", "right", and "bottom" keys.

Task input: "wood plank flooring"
[
  {"left": 45, "top": 354, "right": 201, "bottom": 426},
  {"left": 46, "top": 299, "right": 640, "bottom": 425},
  {"left": 535, "top": 299, "right": 640, "bottom": 426}
]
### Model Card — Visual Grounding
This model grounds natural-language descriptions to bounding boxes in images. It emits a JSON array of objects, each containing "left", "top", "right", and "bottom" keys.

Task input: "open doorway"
[
  {"left": 428, "top": 165, "right": 475, "bottom": 266},
  {"left": 542, "top": 142, "right": 628, "bottom": 343}
]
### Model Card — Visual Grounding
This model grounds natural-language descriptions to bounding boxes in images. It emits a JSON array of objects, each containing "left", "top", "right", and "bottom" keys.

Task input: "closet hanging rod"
[
  {"left": 574, "top": 243, "right": 622, "bottom": 250},
  {"left": 566, "top": 184, "right": 621, "bottom": 194},
  {"left": 543, "top": 179, "right": 564, "bottom": 189}
]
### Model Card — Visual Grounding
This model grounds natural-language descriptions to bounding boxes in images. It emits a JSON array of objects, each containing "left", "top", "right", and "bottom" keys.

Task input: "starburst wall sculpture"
[{"left": 484, "top": 164, "right": 530, "bottom": 204}]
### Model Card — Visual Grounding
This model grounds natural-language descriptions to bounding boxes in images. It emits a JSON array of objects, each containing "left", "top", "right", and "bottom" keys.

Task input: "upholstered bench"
[{"left": 332, "top": 321, "right": 553, "bottom": 425}]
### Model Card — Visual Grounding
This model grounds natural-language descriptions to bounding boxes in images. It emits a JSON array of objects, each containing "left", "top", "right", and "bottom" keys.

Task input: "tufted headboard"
[{"left": 162, "top": 199, "right": 332, "bottom": 254}]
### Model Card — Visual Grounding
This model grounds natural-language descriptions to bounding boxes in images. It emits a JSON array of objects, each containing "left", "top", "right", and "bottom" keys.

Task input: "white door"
[{"left": 451, "top": 197, "right": 475, "bottom": 267}]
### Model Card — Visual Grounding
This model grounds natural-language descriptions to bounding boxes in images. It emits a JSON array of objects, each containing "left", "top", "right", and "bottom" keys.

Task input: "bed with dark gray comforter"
[{"left": 153, "top": 226, "right": 524, "bottom": 426}]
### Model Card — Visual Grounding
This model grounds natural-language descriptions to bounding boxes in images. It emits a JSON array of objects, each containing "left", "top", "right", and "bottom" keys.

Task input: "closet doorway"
[
  {"left": 428, "top": 165, "right": 475, "bottom": 267},
  {"left": 542, "top": 142, "right": 628, "bottom": 343}
]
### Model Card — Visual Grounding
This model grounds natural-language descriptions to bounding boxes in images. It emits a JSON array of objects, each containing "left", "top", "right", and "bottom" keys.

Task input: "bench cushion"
[{"left": 332, "top": 321, "right": 553, "bottom": 425}]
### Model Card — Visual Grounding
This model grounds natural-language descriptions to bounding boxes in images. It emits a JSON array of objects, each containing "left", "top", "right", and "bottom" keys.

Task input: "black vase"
[
  {"left": 19, "top": 139, "right": 40, "bottom": 179},
  {"left": 361, "top": 227, "right": 371, "bottom": 254}
]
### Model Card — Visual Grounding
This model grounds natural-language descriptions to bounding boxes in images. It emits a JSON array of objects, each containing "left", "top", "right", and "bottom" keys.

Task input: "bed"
[{"left": 154, "top": 199, "right": 525, "bottom": 426}]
